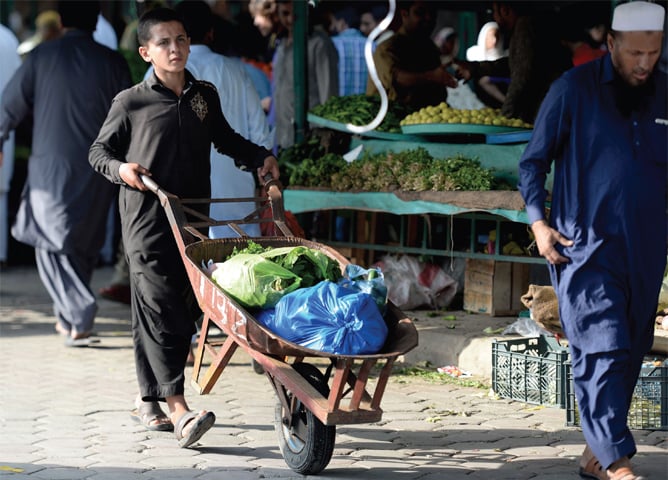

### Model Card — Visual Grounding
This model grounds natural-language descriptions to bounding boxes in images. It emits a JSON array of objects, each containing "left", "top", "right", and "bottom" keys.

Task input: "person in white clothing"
[
  {"left": 94, "top": 13, "right": 118, "bottom": 50},
  {"left": 463, "top": 21, "right": 509, "bottom": 109},
  {"left": 174, "top": 0, "right": 273, "bottom": 238},
  {"left": 0, "top": 25, "right": 22, "bottom": 266},
  {"left": 94, "top": 12, "right": 120, "bottom": 266},
  {"left": 466, "top": 21, "right": 506, "bottom": 61}
]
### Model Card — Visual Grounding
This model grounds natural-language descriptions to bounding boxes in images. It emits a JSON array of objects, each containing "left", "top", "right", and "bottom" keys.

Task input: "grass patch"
[{"left": 392, "top": 362, "right": 491, "bottom": 390}]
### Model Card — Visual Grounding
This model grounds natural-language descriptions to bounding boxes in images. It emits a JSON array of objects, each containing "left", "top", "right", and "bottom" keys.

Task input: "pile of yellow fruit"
[{"left": 400, "top": 102, "right": 533, "bottom": 128}]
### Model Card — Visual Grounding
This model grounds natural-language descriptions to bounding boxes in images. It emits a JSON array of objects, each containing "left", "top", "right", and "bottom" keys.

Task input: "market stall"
[{"left": 283, "top": 109, "right": 546, "bottom": 268}]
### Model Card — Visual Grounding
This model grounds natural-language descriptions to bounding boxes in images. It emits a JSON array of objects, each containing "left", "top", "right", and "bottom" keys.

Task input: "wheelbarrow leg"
[
  {"left": 191, "top": 316, "right": 238, "bottom": 394},
  {"left": 191, "top": 314, "right": 210, "bottom": 385}
]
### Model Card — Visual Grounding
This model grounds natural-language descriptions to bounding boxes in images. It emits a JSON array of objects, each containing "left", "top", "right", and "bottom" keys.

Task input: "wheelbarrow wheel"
[
  {"left": 251, "top": 359, "right": 265, "bottom": 375},
  {"left": 274, "top": 362, "right": 335, "bottom": 475}
]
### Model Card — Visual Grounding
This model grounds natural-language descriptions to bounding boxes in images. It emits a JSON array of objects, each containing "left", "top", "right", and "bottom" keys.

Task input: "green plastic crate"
[
  {"left": 566, "top": 362, "right": 668, "bottom": 430},
  {"left": 492, "top": 335, "right": 570, "bottom": 408}
]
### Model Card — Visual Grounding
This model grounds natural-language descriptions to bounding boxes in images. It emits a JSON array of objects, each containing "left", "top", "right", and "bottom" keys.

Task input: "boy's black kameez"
[{"left": 89, "top": 71, "right": 272, "bottom": 400}]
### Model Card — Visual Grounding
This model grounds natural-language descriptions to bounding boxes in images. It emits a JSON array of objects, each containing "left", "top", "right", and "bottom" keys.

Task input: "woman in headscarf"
[
  {"left": 463, "top": 21, "right": 509, "bottom": 109},
  {"left": 466, "top": 21, "right": 506, "bottom": 61}
]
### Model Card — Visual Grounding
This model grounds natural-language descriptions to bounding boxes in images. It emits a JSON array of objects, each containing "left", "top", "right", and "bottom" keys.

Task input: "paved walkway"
[{"left": 0, "top": 266, "right": 666, "bottom": 479}]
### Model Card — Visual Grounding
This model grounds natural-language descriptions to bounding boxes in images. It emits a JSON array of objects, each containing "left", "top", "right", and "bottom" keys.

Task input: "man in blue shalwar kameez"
[{"left": 518, "top": 2, "right": 666, "bottom": 480}]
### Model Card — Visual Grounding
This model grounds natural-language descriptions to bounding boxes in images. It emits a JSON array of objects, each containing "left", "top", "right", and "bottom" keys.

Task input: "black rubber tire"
[
  {"left": 274, "top": 362, "right": 336, "bottom": 475},
  {"left": 251, "top": 359, "right": 265, "bottom": 375}
]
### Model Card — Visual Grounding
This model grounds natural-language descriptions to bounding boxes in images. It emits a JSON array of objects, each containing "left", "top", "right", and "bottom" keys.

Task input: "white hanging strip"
[{"left": 345, "top": 0, "right": 396, "bottom": 134}]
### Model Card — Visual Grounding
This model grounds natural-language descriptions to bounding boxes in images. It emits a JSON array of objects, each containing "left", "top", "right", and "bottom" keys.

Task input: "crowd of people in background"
[
  {"left": 0, "top": 0, "right": 645, "bottom": 272},
  {"left": 0, "top": 0, "right": 627, "bottom": 278}
]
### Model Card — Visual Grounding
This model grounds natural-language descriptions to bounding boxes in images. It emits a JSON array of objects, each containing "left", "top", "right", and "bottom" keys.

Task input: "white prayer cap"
[{"left": 612, "top": 1, "right": 665, "bottom": 32}]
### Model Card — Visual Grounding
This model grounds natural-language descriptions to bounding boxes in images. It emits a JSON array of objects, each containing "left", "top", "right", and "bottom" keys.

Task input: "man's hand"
[
  {"left": 452, "top": 59, "right": 472, "bottom": 81},
  {"left": 434, "top": 65, "right": 459, "bottom": 88},
  {"left": 531, "top": 220, "right": 573, "bottom": 264},
  {"left": 119, "top": 162, "right": 152, "bottom": 191},
  {"left": 257, "top": 155, "right": 280, "bottom": 185}
]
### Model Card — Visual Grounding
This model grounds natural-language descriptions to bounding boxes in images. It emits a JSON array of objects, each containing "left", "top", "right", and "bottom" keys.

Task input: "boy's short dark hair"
[{"left": 137, "top": 7, "right": 185, "bottom": 46}]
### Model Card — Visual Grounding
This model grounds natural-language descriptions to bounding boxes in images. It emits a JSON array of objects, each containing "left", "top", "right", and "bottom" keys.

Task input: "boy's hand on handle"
[
  {"left": 531, "top": 219, "right": 573, "bottom": 265},
  {"left": 119, "top": 162, "right": 152, "bottom": 191},
  {"left": 257, "top": 155, "right": 280, "bottom": 185}
]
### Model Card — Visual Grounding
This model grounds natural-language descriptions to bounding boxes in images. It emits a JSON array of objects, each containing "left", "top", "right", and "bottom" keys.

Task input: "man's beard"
[{"left": 612, "top": 69, "right": 655, "bottom": 117}]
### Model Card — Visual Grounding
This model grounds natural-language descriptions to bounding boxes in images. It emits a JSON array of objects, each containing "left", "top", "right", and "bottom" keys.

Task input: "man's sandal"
[
  {"left": 174, "top": 410, "right": 216, "bottom": 448},
  {"left": 609, "top": 467, "right": 645, "bottom": 480},
  {"left": 130, "top": 399, "right": 173, "bottom": 432},
  {"left": 579, "top": 456, "right": 607, "bottom": 480}
]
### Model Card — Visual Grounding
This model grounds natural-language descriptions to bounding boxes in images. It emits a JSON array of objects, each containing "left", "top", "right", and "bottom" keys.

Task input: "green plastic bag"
[
  {"left": 211, "top": 253, "right": 302, "bottom": 309},
  {"left": 210, "top": 246, "right": 341, "bottom": 309}
]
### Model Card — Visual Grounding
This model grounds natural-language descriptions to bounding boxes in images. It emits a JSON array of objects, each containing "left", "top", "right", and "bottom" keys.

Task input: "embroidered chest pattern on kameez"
[{"left": 190, "top": 92, "right": 208, "bottom": 122}]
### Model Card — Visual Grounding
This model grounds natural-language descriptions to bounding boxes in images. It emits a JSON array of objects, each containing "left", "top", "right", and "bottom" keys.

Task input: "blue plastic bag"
[
  {"left": 256, "top": 281, "right": 389, "bottom": 355},
  {"left": 337, "top": 264, "right": 388, "bottom": 314}
]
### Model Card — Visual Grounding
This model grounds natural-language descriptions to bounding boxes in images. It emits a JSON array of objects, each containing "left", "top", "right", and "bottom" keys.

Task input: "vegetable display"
[
  {"left": 400, "top": 102, "right": 533, "bottom": 129},
  {"left": 283, "top": 145, "right": 504, "bottom": 192},
  {"left": 309, "top": 94, "right": 413, "bottom": 133}
]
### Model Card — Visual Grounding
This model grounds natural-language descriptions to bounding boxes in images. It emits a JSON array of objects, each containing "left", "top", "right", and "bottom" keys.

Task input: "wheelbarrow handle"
[
  {"left": 141, "top": 173, "right": 279, "bottom": 196},
  {"left": 140, "top": 174, "right": 160, "bottom": 194},
  {"left": 263, "top": 172, "right": 281, "bottom": 191}
]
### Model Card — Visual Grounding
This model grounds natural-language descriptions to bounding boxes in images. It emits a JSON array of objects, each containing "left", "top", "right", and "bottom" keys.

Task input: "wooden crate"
[{"left": 464, "top": 258, "right": 530, "bottom": 316}]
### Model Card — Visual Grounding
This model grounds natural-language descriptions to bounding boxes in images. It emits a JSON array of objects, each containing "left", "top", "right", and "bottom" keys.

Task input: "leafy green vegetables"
[
  {"left": 309, "top": 94, "right": 413, "bottom": 133},
  {"left": 282, "top": 145, "right": 501, "bottom": 192},
  {"left": 214, "top": 241, "right": 343, "bottom": 309}
]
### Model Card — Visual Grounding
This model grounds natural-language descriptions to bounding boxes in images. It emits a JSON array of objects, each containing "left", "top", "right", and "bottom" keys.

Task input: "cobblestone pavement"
[{"left": 1, "top": 266, "right": 666, "bottom": 479}]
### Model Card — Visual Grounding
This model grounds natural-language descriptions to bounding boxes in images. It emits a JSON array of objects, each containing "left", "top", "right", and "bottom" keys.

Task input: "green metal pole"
[
  {"left": 293, "top": 0, "right": 308, "bottom": 145},
  {"left": 458, "top": 11, "right": 476, "bottom": 60},
  {"left": 0, "top": 0, "right": 12, "bottom": 27}
]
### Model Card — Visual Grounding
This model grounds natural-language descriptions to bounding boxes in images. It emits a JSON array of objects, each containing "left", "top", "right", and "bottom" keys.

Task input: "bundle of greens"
[
  {"left": 309, "top": 94, "right": 413, "bottom": 133},
  {"left": 278, "top": 135, "right": 513, "bottom": 193},
  {"left": 288, "top": 153, "right": 348, "bottom": 188},
  {"left": 284, "top": 147, "right": 499, "bottom": 192}
]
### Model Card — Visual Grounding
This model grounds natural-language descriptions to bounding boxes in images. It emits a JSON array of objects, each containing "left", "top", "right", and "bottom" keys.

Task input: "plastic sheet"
[
  {"left": 210, "top": 245, "right": 341, "bottom": 309},
  {"left": 374, "top": 255, "right": 458, "bottom": 310},
  {"left": 211, "top": 253, "right": 301, "bottom": 309}
]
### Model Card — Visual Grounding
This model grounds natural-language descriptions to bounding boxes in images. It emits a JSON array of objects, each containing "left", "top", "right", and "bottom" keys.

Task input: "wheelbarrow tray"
[
  {"left": 183, "top": 236, "right": 418, "bottom": 359},
  {"left": 185, "top": 235, "right": 419, "bottom": 427}
]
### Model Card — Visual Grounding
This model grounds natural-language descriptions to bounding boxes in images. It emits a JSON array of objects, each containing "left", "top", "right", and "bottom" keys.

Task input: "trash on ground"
[{"left": 437, "top": 365, "right": 472, "bottom": 378}]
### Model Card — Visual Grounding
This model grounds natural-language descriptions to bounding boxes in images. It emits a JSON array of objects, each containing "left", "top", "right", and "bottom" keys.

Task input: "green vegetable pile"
[
  {"left": 229, "top": 240, "right": 272, "bottom": 257},
  {"left": 283, "top": 146, "right": 501, "bottom": 192},
  {"left": 277, "top": 137, "right": 330, "bottom": 187},
  {"left": 227, "top": 240, "right": 342, "bottom": 287},
  {"left": 309, "top": 94, "right": 413, "bottom": 133},
  {"left": 289, "top": 153, "right": 348, "bottom": 188}
]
